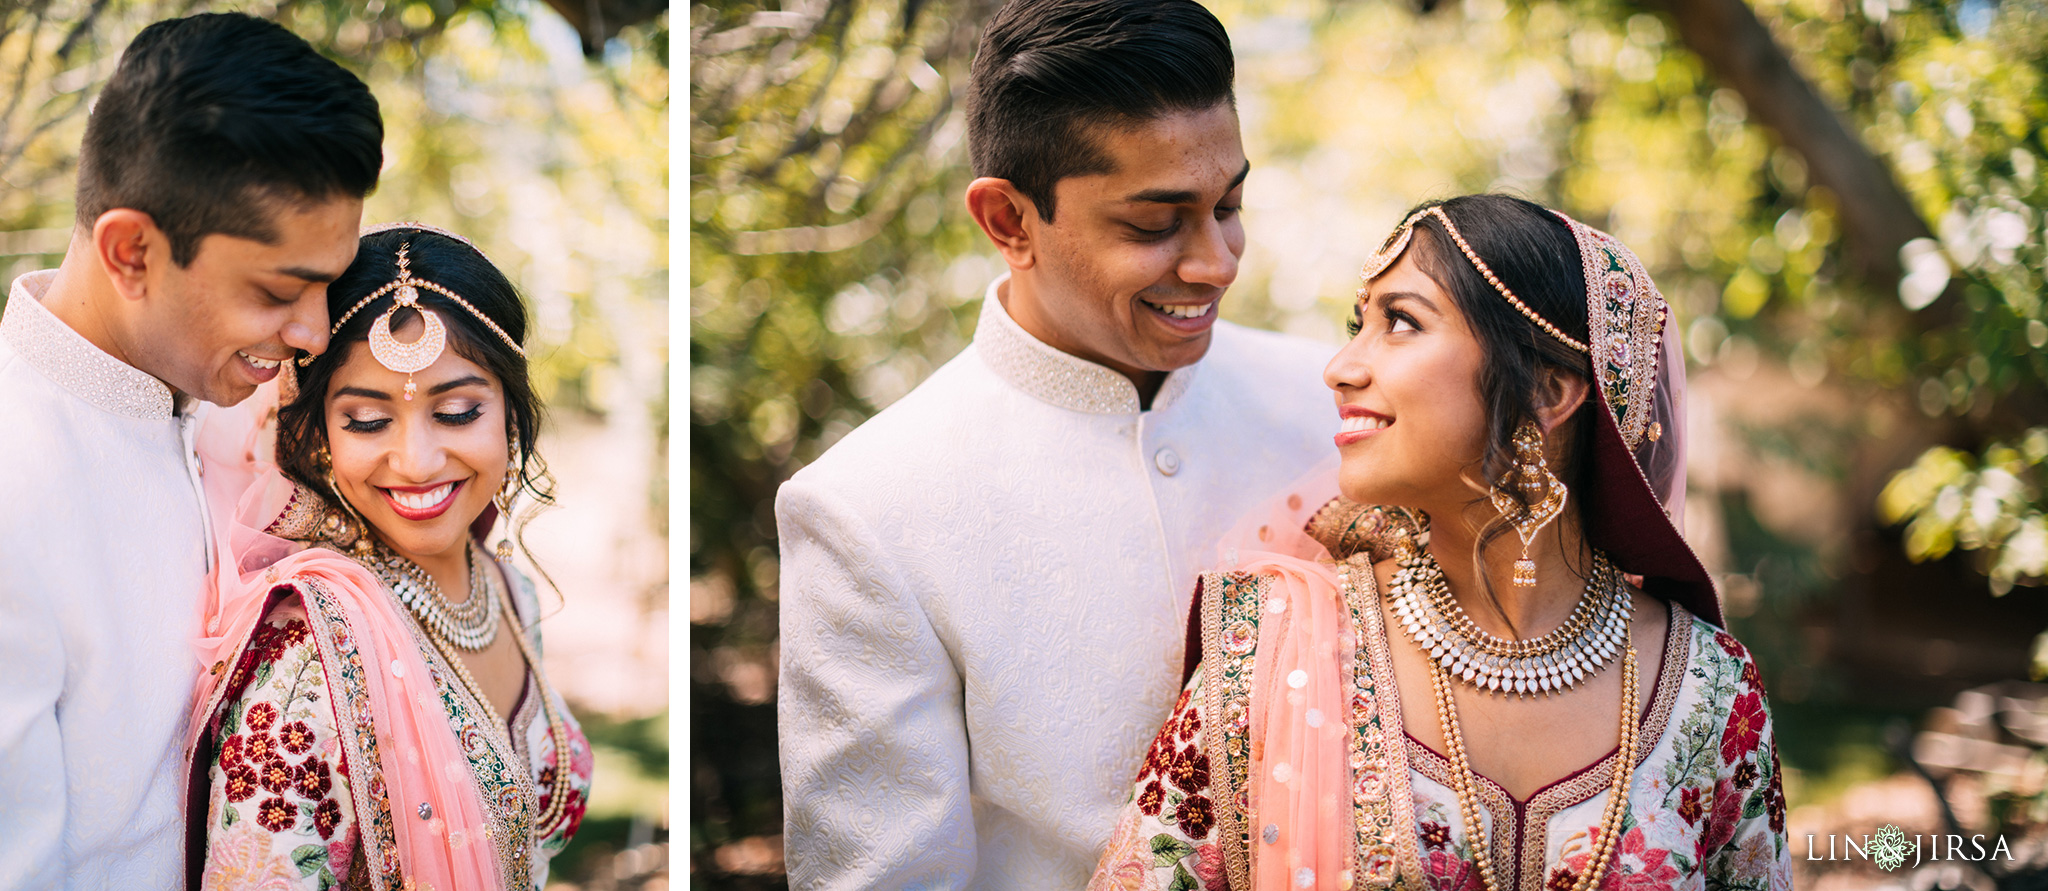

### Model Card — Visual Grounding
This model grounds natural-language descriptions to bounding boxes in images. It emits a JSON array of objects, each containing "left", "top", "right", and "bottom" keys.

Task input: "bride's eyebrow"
[{"left": 334, "top": 385, "right": 391, "bottom": 400}]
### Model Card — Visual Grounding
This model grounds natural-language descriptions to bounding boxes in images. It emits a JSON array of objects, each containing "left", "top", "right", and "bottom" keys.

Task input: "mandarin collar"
[
  {"left": 973, "top": 274, "right": 1197, "bottom": 415},
  {"left": 4, "top": 269, "right": 178, "bottom": 420}
]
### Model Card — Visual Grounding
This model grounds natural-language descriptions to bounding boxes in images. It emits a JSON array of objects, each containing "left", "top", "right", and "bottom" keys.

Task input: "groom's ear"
[
  {"left": 966, "top": 177, "right": 1039, "bottom": 270},
  {"left": 90, "top": 208, "right": 165, "bottom": 302}
]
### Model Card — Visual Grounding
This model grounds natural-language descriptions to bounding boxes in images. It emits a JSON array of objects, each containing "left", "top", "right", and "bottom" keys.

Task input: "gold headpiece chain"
[
  {"left": 323, "top": 238, "right": 528, "bottom": 400},
  {"left": 1360, "top": 206, "right": 1590, "bottom": 355}
]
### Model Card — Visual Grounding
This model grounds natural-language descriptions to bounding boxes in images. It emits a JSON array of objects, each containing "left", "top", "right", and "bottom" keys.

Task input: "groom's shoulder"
[{"left": 783, "top": 347, "right": 996, "bottom": 500}]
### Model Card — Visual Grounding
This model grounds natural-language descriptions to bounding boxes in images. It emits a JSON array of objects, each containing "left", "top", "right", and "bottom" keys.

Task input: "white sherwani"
[
  {"left": 0, "top": 271, "right": 210, "bottom": 889},
  {"left": 777, "top": 276, "right": 1337, "bottom": 889}
]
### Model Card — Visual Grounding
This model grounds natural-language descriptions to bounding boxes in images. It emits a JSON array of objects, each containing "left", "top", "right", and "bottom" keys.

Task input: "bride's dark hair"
[
  {"left": 275, "top": 227, "right": 557, "bottom": 544},
  {"left": 1397, "top": 195, "right": 1598, "bottom": 625}
]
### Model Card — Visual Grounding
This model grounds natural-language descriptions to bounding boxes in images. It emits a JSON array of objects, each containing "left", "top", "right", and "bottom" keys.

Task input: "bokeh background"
[
  {"left": 0, "top": 1, "right": 669, "bottom": 888},
  {"left": 691, "top": 0, "right": 2048, "bottom": 887}
]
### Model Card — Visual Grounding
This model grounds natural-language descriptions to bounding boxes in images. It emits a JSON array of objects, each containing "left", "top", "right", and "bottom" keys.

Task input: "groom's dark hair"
[
  {"left": 967, "top": 0, "right": 1234, "bottom": 222},
  {"left": 74, "top": 13, "right": 382, "bottom": 267}
]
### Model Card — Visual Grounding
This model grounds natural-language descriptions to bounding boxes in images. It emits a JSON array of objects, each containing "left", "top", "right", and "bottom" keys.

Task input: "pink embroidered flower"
[
  {"left": 1174, "top": 794, "right": 1216, "bottom": 838},
  {"left": 255, "top": 796, "right": 296, "bottom": 832},
  {"left": 326, "top": 836, "right": 354, "bottom": 881},
  {"left": 1603, "top": 825, "right": 1680, "bottom": 891},
  {"left": 200, "top": 821, "right": 301, "bottom": 891},
  {"left": 279, "top": 721, "right": 314, "bottom": 755},
  {"left": 1426, "top": 848, "right": 1482, "bottom": 891},
  {"left": 1722, "top": 692, "right": 1766, "bottom": 765},
  {"left": 1701, "top": 777, "right": 1744, "bottom": 854},
  {"left": 244, "top": 701, "right": 279, "bottom": 733},
  {"left": 1194, "top": 844, "right": 1225, "bottom": 885}
]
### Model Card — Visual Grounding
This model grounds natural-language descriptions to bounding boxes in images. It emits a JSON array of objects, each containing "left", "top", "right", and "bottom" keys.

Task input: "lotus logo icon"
[{"left": 1868, "top": 824, "right": 1912, "bottom": 872}]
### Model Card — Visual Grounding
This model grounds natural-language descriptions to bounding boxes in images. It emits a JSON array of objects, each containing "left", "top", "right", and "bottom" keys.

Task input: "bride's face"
[
  {"left": 323, "top": 313, "right": 511, "bottom": 567},
  {"left": 1324, "top": 249, "right": 1492, "bottom": 514}
]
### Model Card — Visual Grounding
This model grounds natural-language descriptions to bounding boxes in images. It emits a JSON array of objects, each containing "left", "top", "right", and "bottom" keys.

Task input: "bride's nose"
[
  {"left": 388, "top": 418, "right": 450, "bottom": 479},
  {"left": 1324, "top": 335, "right": 1373, "bottom": 393}
]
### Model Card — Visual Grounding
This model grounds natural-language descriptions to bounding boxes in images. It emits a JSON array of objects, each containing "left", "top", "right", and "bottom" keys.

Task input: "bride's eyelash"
[
  {"left": 1346, "top": 305, "right": 1364, "bottom": 337},
  {"left": 436, "top": 405, "right": 484, "bottom": 426},
  {"left": 343, "top": 417, "right": 390, "bottom": 433}
]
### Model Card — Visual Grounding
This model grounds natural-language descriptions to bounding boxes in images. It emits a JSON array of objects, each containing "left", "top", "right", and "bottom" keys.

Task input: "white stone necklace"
[
  {"left": 368, "top": 542, "right": 501, "bottom": 651},
  {"left": 1388, "top": 545, "right": 1631, "bottom": 697}
]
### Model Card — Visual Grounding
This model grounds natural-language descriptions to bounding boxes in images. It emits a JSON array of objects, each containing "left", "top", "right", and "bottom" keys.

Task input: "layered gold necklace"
[{"left": 1390, "top": 544, "right": 1639, "bottom": 891}]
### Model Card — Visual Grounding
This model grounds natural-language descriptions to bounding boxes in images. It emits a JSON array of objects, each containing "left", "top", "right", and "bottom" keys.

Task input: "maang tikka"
[
  {"left": 1490, "top": 420, "right": 1567, "bottom": 586},
  {"left": 327, "top": 228, "right": 527, "bottom": 400}
]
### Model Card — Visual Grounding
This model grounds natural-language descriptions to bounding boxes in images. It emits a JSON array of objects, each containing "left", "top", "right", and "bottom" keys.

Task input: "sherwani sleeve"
[
  {"left": 776, "top": 479, "right": 975, "bottom": 890},
  {"left": 0, "top": 570, "right": 66, "bottom": 889}
]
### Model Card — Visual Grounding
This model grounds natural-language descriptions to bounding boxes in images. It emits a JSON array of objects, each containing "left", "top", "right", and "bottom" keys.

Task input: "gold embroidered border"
[
  {"left": 298, "top": 578, "right": 404, "bottom": 891},
  {"left": 1203, "top": 570, "right": 1266, "bottom": 891},
  {"left": 1354, "top": 559, "right": 1428, "bottom": 887}
]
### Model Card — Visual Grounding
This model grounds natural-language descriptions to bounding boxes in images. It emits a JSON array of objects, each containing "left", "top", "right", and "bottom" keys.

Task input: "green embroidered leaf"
[
  {"left": 1151, "top": 834, "right": 1195, "bottom": 868},
  {"left": 222, "top": 805, "right": 238, "bottom": 828},
  {"left": 1743, "top": 790, "right": 1767, "bottom": 819},
  {"left": 317, "top": 866, "right": 338, "bottom": 891},
  {"left": 220, "top": 706, "right": 241, "bottom": 737},
  {"left": 1168, "top": 862, "right": 1198, "bottom": 891},
  {"left": 253, "top": 660, "right": 274, "bottom": 690},
  {"left": 291, "top": 844, "right": 328, "bottom": 877}
]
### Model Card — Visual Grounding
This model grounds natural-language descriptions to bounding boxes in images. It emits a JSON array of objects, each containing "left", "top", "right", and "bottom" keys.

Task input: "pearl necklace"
[
  {"left": 1389, "top": 547, "right": 1630, "bottom": 697},
  {"left": 368, "top": 543, "right": 501, "bottom": 650}
]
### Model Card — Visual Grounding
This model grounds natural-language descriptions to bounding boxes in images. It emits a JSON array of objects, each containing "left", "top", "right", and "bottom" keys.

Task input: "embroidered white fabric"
[
  {"left": 0, "top": 270, "right": 211, "bottom": 889},
  {"left": 776, "top": 276, "right": 1339, "bottom": 889}
]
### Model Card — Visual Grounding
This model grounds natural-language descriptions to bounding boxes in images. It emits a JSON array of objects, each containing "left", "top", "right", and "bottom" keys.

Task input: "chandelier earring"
[
  {"left": 494, "top": 435, "right": 520, "bottom": 563},
  {"left": 1488, "top": 420, "right": 1567, "bottom": 587},
  {"left": 318, "top": 446, "right": 375, "bottom": 557}
]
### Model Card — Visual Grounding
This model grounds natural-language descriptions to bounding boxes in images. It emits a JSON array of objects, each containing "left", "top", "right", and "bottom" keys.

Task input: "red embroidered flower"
[
  {"left": 279, "top": 619, "right": 310, "bottom": 647},
  {"left": 222, "top": 764, "right": 260, "bottom": 802},
  {"left": 244, "top": 733, "right": 277, "bottom": 763},
  {"left": 1177, "top": 703, "right": 1202, "bottom": 742},
  {"left": 1548, "top": 866, "right": 1579, "bottom": 891},
  {"left": 314, "top": 798, "right": 343, "bottom": 839},
  {"left": 258, "top": 755, "right": 294, "bottom": 794},
  {"left": 256, "top": 796, "right": 296, "bottom": 832},
  {"left": 1421, "top": 821, "right": 1452, "bottom": 849},
  {"left": 1138, "top": 780, "right": 1165, "bottom": 816},
  {"left": 1175, "top": 794, "right": 1216, "bottom": 838},
  {"left": 1141, "top": 735, "right": 1170, "bottom": 781},
  {"left": 279, "top": 721, "right": 314, "bottom": 755},
  {"left": 1605, "top": 825, "right": 1681, "bottom": 891},
  {"left": 1740, "top": 659, "right": 1762, "bottom": 691},
  {"left": 245, "top": 701, "right": 279, "bottom": 733},
  {"left": 1721, "top": 692, "right": 1766, "bottom": 764},
  {"left": 1766, "top": 750, "right": 1786, "bottom": 834},
  {"left": 1701, "top": 777, "right": 1744, "bottom": 854},
  {"left": 1425, "top": 849, "right": 1482, "bottom": 891},
  {"left": 1167, "top": 745, "right": 1210, "bottom": 794},
  {"left": 293, "top": 758, "right": 333, "bottom": 799},
  {"left": 1677, "top": 786, "right": 1704, "bottom": 824},
  {"left": 218, "top": 735, "right": 245, "bottom": 770},
  {"left": 1732, "top": 760, "right": 1758, "bottom": 791},
  {"left": 1715, "top": 632, "right": 1746, "bottom": 659}
]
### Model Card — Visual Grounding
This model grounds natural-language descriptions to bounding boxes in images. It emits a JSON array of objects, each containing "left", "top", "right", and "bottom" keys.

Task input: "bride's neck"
[
  {"left": 378, "top": 535, "right": 473, "bottom": 603},
  {"left": 1423, "top": 508, "right": 1592, "bottom": 641}
]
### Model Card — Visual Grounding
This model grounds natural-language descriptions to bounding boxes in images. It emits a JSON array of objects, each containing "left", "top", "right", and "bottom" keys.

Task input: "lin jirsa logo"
[{"left": 1807, "top": 823, "right": 2014, "bottom": 871}]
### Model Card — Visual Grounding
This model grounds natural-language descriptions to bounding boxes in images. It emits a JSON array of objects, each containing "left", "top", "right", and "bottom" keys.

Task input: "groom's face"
[{"left": 1027, "top": 103, "right": 1247, "bottom": 378}]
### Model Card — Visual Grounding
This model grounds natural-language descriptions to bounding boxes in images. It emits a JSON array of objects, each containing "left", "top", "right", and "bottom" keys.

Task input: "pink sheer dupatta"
[
  {"left": 1214, "top": 459, "right": 1381, "bottom": 889},
  {"left": 187, "top": 382, "right": 504, "bottom": 890}
]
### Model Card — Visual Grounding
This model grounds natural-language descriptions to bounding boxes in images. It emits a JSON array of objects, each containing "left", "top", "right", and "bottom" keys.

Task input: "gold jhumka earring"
[
  {"left": 495, "top": 434, "right": 520, "bottom": 563},
  {"left": 1488, "top": 420, "right": 1567, "bottom": 586},
  {"left": 318, "top": 445, "right": 376, "bottom": 557}
]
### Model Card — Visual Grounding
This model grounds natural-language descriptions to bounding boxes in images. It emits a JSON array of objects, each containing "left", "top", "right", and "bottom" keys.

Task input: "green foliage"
[{"left": 1882, "top": 429, "right": 2048, "bottom": 591}]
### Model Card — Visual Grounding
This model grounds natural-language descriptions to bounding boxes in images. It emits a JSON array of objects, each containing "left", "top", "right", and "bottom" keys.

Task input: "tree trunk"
[{"left": 1646, "top": 0, "right": 1939, "bottom": 307}]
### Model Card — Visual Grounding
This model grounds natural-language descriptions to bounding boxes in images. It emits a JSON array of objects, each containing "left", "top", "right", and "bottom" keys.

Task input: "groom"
[
  {"left": 0, "top": 14, "right": 379, "bottom": 888},
  {"left": 777, "top": 0, "right": 1337, "bottom": 885}
]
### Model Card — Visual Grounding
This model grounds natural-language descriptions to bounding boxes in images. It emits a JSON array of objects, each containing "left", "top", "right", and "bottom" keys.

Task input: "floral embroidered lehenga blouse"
[
  {"left": 1090, "top": 516, "right": 1791, "bottom": 891},
  {"left": 195, "top": 562, "right": 591, "bottom": 891}
]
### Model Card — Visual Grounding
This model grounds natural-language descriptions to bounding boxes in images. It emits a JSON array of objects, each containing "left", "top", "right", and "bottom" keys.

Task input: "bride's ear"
[{"left": 1533, "top": 367, "right": 1591, "bottom": 435}]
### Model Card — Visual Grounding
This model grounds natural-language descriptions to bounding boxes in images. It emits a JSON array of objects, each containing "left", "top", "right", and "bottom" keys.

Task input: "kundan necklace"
[
  {"left": 1389, "top": 545, "right": 1631, "bottom": 697},
  {"left": 368, "top": 542, "right": 501, "bottom": 650},
  {"left": 1389, "top": 543, "right": 1640, "bottom": 891}
]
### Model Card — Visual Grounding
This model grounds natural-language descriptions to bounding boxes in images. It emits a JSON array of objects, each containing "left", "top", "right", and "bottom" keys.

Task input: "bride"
[
  {"left": 186, "top": 224, "right": 590, "bottom": 890},
  {"left": 1091, "top": 195, "right": 1790, "bottom": 890}
]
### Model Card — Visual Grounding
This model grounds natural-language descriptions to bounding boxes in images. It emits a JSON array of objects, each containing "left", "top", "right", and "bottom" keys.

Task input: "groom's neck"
[{"left": 40, "top": 235, "right": 137, "bottom": 368}]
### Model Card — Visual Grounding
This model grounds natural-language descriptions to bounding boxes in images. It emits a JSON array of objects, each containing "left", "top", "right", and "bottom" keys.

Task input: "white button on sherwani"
[
  {"left": 777, "top": 275, "right": 1338, "bottom": 889},
  {"left": 0, "top": 270, "right": 212, "bottom": 889}
]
